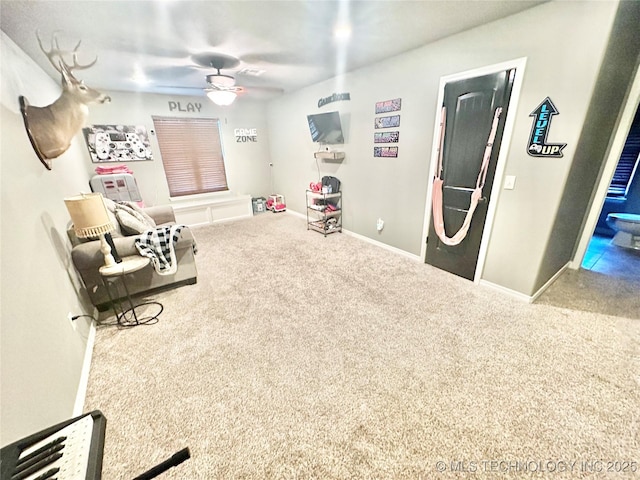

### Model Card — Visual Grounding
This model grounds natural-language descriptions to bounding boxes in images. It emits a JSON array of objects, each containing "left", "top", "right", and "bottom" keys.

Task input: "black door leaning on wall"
[{"left": 426, "top": 69, "right": 515, "bottom": 280}]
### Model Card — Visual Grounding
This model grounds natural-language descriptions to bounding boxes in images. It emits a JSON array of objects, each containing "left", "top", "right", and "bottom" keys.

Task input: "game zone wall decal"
[{"left": 19, "top": 32, "right": 111, "bottom": 170}]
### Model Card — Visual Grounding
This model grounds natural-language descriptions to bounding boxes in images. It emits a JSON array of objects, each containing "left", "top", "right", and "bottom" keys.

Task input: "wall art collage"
[{"left": 373, "top": 98, "right": 401, "bottom": 158}]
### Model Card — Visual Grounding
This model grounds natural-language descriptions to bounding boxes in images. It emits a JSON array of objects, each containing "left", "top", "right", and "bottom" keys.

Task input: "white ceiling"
[{"left": 1, "top": 0, "right": 546, "bottom": 101}]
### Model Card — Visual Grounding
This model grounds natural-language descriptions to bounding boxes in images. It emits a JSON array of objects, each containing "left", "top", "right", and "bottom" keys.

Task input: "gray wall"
[
  {"left": 0, "top": 32, "right": 272, "bottom": 446},
  {"left": 0, "top": 0, "right": 631, "bottom": 447},
  {"left": 266, "top": 1, "right": 621, "bottom": 297},
  {"left": 535, "top": 1, "right": 640, "bottom": 291},
  {"left": 83, "top": 92, "right": 273, "bottom": 205},
  {"left": 1, "top": 32, "right": 95, "bottom": 445}
]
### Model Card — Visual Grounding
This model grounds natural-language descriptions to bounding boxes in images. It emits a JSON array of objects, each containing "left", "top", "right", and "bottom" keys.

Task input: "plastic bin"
[{"left": 252, "top": 197, "right": 267, "bottom": 214}]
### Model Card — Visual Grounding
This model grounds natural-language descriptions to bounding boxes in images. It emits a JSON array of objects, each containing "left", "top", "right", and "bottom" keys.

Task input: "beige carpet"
[
  {"left": 84, "top": 213, "right": 640, "bottom": 479},
  {"left": 536, "top": 248, "right": 640, "bottom": 320}
]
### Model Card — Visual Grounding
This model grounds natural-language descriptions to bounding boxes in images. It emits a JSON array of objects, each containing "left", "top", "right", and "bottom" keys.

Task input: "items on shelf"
[
  {"left": 306, "top": 188, "right": 342, "bottom": 236},
  {"left": 95, "top": 164, "right": 134, "bottom": 175},
  {"left": 321, "top": 175, "right": 340, "bottom": 194}
]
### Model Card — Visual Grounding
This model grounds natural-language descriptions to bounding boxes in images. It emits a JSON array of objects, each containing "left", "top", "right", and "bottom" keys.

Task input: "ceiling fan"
[
  {"left": 153, "top": 51, "right": 284, "bottom": 103},
  {"left": 193, "top": 53, "right": 245, "bottom": 106}
]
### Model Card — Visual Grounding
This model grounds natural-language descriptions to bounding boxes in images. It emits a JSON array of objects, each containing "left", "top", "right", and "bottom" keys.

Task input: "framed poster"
[
  {"left": 83, "top": 124, "right": 153, "bottom": 163},
  {"left": 374, "top": 146, "right": 398, "bottom": 158},
  {"left": 374, "top": 115, "right": 400, "bottom": 129},
  {"left": 374, "top": 131, "right": 399, "bottom": 143},
  {"left": 375, "top": 98, "right": 401, "bottom": 114}
]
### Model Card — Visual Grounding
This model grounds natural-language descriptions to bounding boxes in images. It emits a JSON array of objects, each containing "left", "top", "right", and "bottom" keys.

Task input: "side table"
[{"left": 99, "top": 255, "right": 163, "bottom": 327}]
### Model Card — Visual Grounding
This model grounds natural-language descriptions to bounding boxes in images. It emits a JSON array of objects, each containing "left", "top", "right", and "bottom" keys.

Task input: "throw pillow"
[
  {"left": 99, "top": 198, "right": 123, "bottom": 238},
  {"left": 115, "top": 203, "right": 156, "bottom": 235},
  {"left": 120, "top": 202, "right": 157, "bottom": 228}
]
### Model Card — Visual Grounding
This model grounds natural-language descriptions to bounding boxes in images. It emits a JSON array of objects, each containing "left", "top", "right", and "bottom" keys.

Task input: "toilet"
[{"left": 606, "top": 213, "right": 640, "bottom": 250}]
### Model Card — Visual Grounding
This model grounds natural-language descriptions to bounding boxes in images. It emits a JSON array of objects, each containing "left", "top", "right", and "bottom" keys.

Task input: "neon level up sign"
[{"left": 527, "top": 97, "right": 567, "bottom": 158}]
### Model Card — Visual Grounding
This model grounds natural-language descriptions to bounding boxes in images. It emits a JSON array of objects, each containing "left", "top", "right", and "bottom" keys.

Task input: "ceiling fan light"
[
  {"left": 207, "top": 90, "right": 237, "bottom": 106},
  {"left": 206, "top": 73, "right": 236, "bottom": 87}
]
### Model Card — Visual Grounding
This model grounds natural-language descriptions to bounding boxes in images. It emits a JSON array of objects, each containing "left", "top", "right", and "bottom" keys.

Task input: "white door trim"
[
  {"left": 420, "top": 57, "right": 528, "bottom": 283},
  {"left": 571, "top": 65, "right": 640, "bottom": 269}
]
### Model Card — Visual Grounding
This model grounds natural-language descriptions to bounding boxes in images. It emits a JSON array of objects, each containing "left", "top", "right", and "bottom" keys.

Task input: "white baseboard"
[
  {"left": 286, "top": 209, "right": 306, "bottom": 221},
  {"left": 287, "top": 210, "right": 421, "bottom": 261},
  {"left": 479, "top": 280, "right": 533, "bottom": 303},
  {"left": 479, "top": 261, "right": 570, "bottom": 303},
  {"left": 289, "top": 210, "right": 571, "bottom": 301},
  {"left": 73, "top": 320, "right": 96, "bottom": 416},
  {"left": 530, "top": 261, "right": 571, "bottom": 302},
  {"left": 341, "top": 229, "right": 421, "bottom": 261}
]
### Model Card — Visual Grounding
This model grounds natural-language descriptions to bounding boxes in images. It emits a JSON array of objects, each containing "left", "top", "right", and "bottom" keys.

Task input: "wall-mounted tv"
[{"left": 307, "top": 111, "right": 344, "bottom": 144}]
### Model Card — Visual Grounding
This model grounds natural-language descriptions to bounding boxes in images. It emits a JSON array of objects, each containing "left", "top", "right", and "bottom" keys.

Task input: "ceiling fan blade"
[
  {"left": 205, "top": 84, "right": 245, "bottom": 93},
  {"left": 237, "top": 85, "right": 284, "bottom": 95},
  {"left": 152, "top": 85, "right": 207, "bottom": 96},
  {"left": 145, "top": 65, "right": 201, "bottom": 82},
  {"left": 239, "top": 52, "right": 316, "bottom": 67}
]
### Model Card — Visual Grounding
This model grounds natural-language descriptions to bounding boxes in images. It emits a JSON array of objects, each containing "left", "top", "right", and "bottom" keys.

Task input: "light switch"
[{"left": 504, "top": 175, "right": 516, "bottom": 190}]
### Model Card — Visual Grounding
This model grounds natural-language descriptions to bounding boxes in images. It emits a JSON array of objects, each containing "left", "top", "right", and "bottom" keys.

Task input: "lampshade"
[
  {"left": 207, "top": 90, "right": 237, "bottom": 106},
  {"left": 64, "top": 193, "right": 114, "bottom": 238}
]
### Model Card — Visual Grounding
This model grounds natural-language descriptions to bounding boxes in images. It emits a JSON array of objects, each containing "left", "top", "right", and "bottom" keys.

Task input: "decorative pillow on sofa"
[
  {"left": 114, "top": 202, "right": 156, "bottom": 235},
  {"left": 121, "top": 202, "right": 157, "bottom": 227},
  {"left": 100, "top": 198, "right": 123, "bottom": 238}
]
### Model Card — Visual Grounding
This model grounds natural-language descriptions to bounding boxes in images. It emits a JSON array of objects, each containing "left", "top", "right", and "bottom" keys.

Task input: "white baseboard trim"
[
  {"left": 289, "top": 210, "right": 571, "bottom": 301},
  {"left": 479, "top": 261, "right": 570, "bottom": 304},
  {"left": 73, "top": 319, "right": 96, "bottom": 416},
  {"left": 286, "top": 209, "right": 306, "bottom": 220},
  {"left": 341, "top": 229, "right": 421, "bottom": 261},
  {"left": 287, "top": 210, "right": 421, "bottom": 261},
  {"left": 529, "top": 261, "right": 571, "bottom": 303},
  {"left": 479, "top": 280, "right": 533, "bottom": 303}
]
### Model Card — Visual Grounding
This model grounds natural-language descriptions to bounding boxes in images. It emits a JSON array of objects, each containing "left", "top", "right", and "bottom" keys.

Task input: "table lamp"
[{"left": 64, "top": 193, "right": 117, "bottom": 268}]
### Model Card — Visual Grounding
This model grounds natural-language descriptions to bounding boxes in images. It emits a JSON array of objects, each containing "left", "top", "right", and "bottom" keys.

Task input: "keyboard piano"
[{"left": 0, "top": 411, "right": 106, "bottom": 480}]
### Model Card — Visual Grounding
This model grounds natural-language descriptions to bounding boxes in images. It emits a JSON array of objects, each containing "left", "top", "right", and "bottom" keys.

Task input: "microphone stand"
[{"left": 132, "top": 448, "right": 190, "bottom": 480}]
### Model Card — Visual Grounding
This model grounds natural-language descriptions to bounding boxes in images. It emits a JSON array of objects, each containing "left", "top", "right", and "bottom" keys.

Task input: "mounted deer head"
[{"left": 19, "top": 32, "right": 111, "bottom": 170}]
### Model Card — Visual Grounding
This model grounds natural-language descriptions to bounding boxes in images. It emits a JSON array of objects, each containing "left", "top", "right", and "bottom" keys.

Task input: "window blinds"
[{"left": 152, "top": 116, "right": 229, "bottom": 197}]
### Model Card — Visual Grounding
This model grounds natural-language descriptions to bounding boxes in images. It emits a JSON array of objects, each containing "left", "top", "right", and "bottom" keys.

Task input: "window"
[
  {"left": 607, "top": 105, "right": 640, "bottom": 198},
  {"left": 152, "top": 116, "right": 228, "bottom": 197}
]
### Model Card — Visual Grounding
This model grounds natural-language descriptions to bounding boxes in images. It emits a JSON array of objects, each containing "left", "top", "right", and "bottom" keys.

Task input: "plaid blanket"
[{"left": 135, "top": 225, "right": 197, "bottom": 275}]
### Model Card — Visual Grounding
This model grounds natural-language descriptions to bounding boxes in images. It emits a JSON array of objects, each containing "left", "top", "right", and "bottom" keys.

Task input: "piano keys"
[{"left": 0, "top": 411, "right": 106, "bottom": 480}]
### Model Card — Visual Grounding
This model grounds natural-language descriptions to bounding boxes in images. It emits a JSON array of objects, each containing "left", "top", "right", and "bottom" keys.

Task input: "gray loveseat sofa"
[{"left": 68, "top": 204, "right": 197, "bottom": 311}]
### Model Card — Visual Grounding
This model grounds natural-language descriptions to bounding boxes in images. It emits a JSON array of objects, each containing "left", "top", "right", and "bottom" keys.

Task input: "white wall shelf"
[{"left": 314, "top": 151, "right": 345, "bottom": 161}]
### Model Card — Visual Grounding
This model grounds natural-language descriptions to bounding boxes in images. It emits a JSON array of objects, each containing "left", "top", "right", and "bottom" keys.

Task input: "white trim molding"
[
  {"left": 73, "top": 320, "right": 96, "bottom": 416},
  {"left": 171, "top": 193, "right": 253, "bottom": 227},
  {"left": 420, "top": 57, "right": 528, "bottom": 284}
]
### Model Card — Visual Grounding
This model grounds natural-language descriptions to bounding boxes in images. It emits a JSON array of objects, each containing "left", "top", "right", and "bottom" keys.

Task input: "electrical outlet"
[
  {"left": 377, "top": 218, "right": 384, "bottom": 232},
  {"left": 67, "top": 312, "right": 77, "bottom": 330}
]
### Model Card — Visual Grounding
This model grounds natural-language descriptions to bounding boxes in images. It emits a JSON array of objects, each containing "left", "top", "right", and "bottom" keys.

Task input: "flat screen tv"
[{"left": 307, "top": 111, "right": 344, "bottom": 144}]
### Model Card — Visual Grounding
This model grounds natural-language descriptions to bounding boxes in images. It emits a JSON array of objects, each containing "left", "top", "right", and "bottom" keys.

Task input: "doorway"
[
  {"left": 422, "top": 59, "right": 525, "bottom": 281},
  {"left": 581, "top": 101, "right": 640, "bottom": 280},
  {"left": 573, "top": 66, "right": 640, "bottom": 277}
]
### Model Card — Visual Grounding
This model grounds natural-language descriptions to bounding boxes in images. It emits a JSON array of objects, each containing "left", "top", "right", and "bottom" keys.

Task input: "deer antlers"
[
  {"left": 36, "top": 30, "right": 97, "bottom": 74},
  {"left": 20, "top": 30, "right": 110, "bottom": 169}
]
